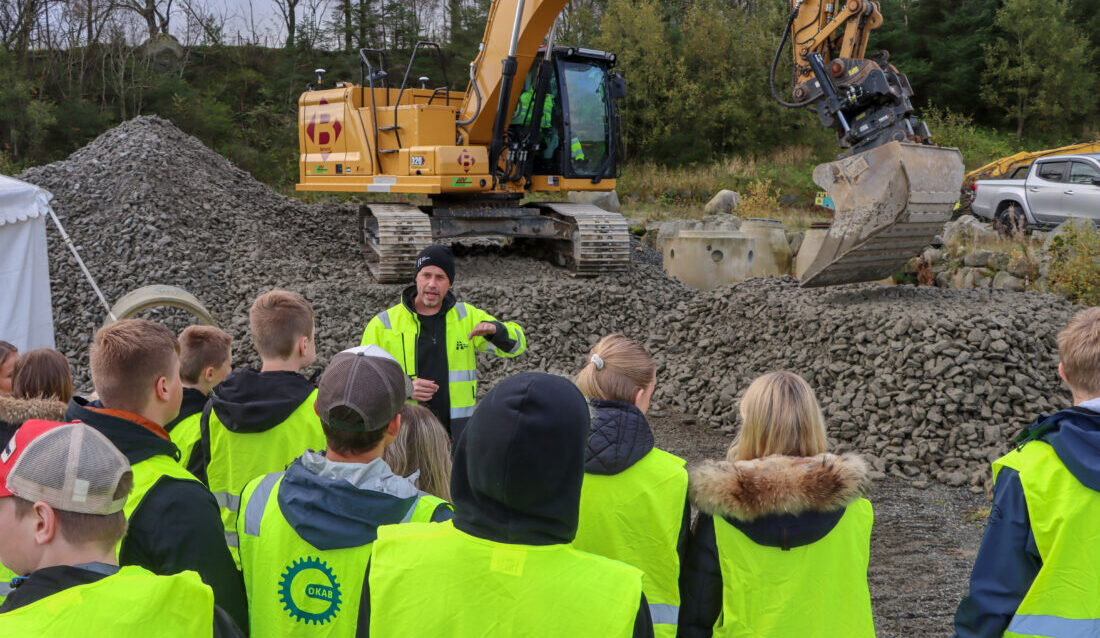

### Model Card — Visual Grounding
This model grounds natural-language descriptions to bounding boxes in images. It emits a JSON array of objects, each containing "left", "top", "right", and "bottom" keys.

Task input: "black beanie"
[{"left": 415, "top": 245, "right": 455, "bottom": 283}]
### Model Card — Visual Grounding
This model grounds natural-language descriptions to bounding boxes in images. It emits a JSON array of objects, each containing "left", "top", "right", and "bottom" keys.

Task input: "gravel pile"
[{"left": 19, "top": 116, "right": 1077, "bottom": 491}]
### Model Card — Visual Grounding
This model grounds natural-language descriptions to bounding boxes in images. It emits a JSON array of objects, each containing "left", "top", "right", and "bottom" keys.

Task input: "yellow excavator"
[
  {"left": 296, "top": 1, "right": 629, "bottom": 281},
  {"left": 773, "top": 0, "right": 966, "bottom": 286},
  {"left": 962, "top": 140, "right": 1100, "bottom": 188}
]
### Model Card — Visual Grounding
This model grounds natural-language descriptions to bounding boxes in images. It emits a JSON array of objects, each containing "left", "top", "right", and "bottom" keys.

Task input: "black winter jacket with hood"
[
  {"left": 359, "top": 372, "right": 654, "bottom": 638},
  {"left": 679, "top": 452, "right": 871, "bottom": 638},
  {"left": 0, "top": 562, "right": 242, "bottom": 637},
  {"left": 189, "top": 367, "right": 316, "bottom": 483},
  {"left": 64, "top": 397, "right": 249, "bottom": 632}
]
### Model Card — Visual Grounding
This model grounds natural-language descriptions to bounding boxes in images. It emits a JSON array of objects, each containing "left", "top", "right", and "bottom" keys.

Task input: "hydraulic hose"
[{"left": 770, "top": 1, "right": 814, "bottom": 109}]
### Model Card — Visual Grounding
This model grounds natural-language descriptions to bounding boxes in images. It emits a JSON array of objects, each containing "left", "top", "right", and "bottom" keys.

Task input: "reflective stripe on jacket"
[
  {"left": 204, "top": 391, "right": 325, "bottom": 564},
  {"left": 711, "top": 499, "right": 875, "bottom": 637},
  {"left": 361, "top": 300, "right": 526, "bottom": 424},
  {"left": 994, "top": 441, "right": 1100, "bottom": 637},
  {"left": 237, "top": 472, "right": 447, "bottom": 636},
  {"left": 368, "top": 522, "right": 644, "bottom": 637},
  {"left": 0, "top": 565, "right": 213, "bottom": 636},
  {"left": 574, "top": 447, "right": 688, "bottom": 636}
]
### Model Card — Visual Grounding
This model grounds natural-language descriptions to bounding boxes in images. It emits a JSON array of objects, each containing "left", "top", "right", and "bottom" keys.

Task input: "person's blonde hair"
[
  {"left": 249, "top": 290, "right": 314, "bottom": 360},
  {"left": 1058, "top": 307, "right": 1100, "bottom": 397},
  {"left": 179, "top": 325, "right": 232, "bottom": 384},
  {"left": 385, "top": 404, "right": 452, "bottom": 501},
  {"left": 728, "top": 371, "right": 828, "bottom": 461},
  {"left": 90, "top": 319, "right": 179, "bottom": 413},
  {"left": 575, "top": 334, "right": 656, "bottom": 403}
]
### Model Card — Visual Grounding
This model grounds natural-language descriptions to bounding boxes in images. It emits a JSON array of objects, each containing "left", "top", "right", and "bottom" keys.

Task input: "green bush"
[{"left": 1047, "top": 221, "right": 1100, "bottom": 305}]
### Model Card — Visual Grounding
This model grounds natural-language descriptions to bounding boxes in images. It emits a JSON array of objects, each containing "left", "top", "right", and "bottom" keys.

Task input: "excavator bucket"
[{"left": 799, "top": 141, "right": 965, "bottom": 287}]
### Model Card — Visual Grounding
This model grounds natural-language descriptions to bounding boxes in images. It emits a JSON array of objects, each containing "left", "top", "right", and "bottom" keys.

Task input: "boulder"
[
  {"left": 943, "top": 214, "right": 998, "bottom": 245},
  {"left": 704, "top": 189, "right": 741, "bottom": 216},
  {"left": 992, "top": 271, "right": 1027, "bottom": 292},
  {"left": 1043, "top": 217, "right": 1097, "bottom": 251}
]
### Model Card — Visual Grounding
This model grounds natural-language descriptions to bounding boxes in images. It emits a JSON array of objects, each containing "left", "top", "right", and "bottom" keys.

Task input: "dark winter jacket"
[
  {"left": 679, "top": 452, "right": 871, "bottom": 638},
  {"left": 360, "top": 372, "right": 654, "bottom": 638},
  {"left": 64, "top": 397, "right": 249, "bottom": 632},
  {"left": 189, "top": 367, "right": 316, "bottom": 483},
  {"left": 165, "top": 386, "right": 208, "bottom": 432},
  {"left": 0, "top": 562, "right": 242, "bottom": 637},
  {"left": 583, "top": 399, "right": 691, "bottom": 574},
  {"left": 954, "top": 404, "right": 1100, "bottom": 638},
  {"left": 0, "top": 394, "right": 67, "bottom": 448}
]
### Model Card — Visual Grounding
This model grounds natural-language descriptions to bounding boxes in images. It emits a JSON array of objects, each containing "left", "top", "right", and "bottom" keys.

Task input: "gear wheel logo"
[{"left": 278, "top": 556, "right": 342, "bottom": 625}]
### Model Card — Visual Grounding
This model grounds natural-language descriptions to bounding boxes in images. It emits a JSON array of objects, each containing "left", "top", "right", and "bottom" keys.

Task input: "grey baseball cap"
[{"left": 315, "top": 345, "right": 412, "bottom": 432}]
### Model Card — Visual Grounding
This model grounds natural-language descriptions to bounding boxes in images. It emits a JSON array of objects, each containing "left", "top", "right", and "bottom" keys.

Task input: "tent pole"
[{"left": 46, "top": 206, "right": 117, "bottom": 322}]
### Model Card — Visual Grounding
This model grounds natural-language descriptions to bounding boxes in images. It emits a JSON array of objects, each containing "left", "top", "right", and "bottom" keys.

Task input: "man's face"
[
  {"left": 415, "top": 266, "right": 451, "bottom": 309},
  {"left": 0, "top": 497, "right": 36, "bottom": 576}
]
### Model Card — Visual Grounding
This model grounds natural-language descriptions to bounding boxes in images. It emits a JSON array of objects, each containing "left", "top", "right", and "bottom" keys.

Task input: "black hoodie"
[
  {"left": 64, "top": 397, "right": 249, "bottom": 632},
  {"left": 360, "top": 372, "right": 654, "bottom": 637}
]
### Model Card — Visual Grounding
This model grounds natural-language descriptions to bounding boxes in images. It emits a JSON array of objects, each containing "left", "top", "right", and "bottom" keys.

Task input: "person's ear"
[
  {"left": 202, "top": 365, "right": 215, "bottom": 383},
  {"left": 387, "top": 413, "right": 402, "bottom": 438},
  {"left": 1058, "top": 362, "right": 1067, "bottom": 384},
  {"left": 633, "top": 386, "right": 646, "bottom": 408},
  {"left": 154, "top": 375, "right": 170, "bottom": 402},
  {"left": 33, "top": 502, "right": 57, "bottom": 546},
  {"left": 298, "top": 335, "right": 310, "bottom": 358}
]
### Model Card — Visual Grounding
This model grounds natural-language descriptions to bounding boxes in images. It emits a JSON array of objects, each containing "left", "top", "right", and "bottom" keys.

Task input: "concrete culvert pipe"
[{"left": 106, "top": 285, "right": 215, "bottom": 327}]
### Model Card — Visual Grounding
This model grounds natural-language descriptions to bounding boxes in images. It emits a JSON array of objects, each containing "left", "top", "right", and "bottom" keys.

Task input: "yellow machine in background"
[
  {"left": 963, "top": 141, "right": 1100, "bottom": 188},
  {"left": 297, "top": 0, "right": 629, "bottom": 282},
  {"left": 772, "top": 0, "right": 965, "bottom": 287}
]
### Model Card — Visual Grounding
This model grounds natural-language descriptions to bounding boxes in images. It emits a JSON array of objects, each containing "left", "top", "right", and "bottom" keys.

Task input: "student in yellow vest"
[
  {"left": 63, "top": 319, "right": 248, "bottom": 630},
  {"left": 166, "top": 325, "right": 232, "bottom": 471},
  {"left": 363, "top": 371, "right": 655, "bottom": 637},
  {"left": 0, "top": 419, "right": 241, "bottom": 636},
  {"left": 679, "top": 371, "right": 875, "bottom": 638},
  {"left": 361, "top": 245, "right": 527, "bottom": 443},
  {"left": 572, "top": 334, "right": 688, "bottom": 637},
  {"left": 384, "top": 404, "right": 453, "bottom": 501},
  {"left": 955, "top": 307, "right": 1100, "bottom": 638},
  {"left": 192, "top": 290, "right": 326, "bottom": 561},
  {"left": 237, "top": 345, "right": 453, "bottom": 636}
]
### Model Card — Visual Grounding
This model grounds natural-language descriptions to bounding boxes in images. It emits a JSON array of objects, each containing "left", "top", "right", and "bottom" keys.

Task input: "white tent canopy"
[{"left": 0, "top": 175, "right": 55, "bottom": 352}]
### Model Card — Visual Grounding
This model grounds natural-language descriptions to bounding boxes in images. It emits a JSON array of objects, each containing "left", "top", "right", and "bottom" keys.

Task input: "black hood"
[
  {"left": 210, "top": 368, "right": 315, "bottom": 433},
  {"left": 401, "top": 284, "right": 456, "bottom": 316},
  {"left": 451, "top": 372, "right": 590, "bottom": 546},
  {"left": 1016, "top": 406, "right": 1100, "bottom": 491},
  {"left": 65, "top": 396, "right": 180, "bottom": 465},
  {"left": 585, "top": 399, "right": 655, "bottom": 475},
  {"left": 165, "top": 387, "right": 208, "bottom": 432}
]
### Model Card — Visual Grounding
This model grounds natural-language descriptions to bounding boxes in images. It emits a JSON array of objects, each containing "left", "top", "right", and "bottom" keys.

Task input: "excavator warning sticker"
[
  {"left": 457, "top": 149, "right": 476, "bottom": 174},
  {"left": 411, "top": 156, "right": 426, "bottom": 167},
  {"left": 314, "top": 165, "right": 328, "bottom": 174},
  {"left": 452, "top": 177, "right": 473, "bottom": 187}
]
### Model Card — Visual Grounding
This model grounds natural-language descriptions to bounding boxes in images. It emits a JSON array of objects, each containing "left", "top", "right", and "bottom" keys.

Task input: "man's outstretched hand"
[
  {"left": 412, "top": 377, "right": 439, "bottom": 402},
  {"left": 468, "top": 322, "right": 498, "bottom": 339}
]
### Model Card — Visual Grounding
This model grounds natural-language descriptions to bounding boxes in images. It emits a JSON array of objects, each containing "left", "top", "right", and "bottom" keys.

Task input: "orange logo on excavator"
[
  {"left": 306, "top": 99, "right": 342, "bottom": 159},
  {"left": 457, "top": 149, "right": 476, "bottom": 174}
]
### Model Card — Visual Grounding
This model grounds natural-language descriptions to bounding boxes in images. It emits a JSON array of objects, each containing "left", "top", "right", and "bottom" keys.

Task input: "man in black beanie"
[{"left": 360, "top": 244, "right": 527, "bottom": 442}]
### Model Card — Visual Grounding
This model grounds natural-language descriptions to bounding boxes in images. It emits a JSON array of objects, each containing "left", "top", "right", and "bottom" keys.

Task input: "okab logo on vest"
[{"left": 279, "top": 556, "right": 342, "bottom": 625}]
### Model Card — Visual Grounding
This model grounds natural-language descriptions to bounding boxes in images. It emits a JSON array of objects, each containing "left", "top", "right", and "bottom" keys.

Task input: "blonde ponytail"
[{"left": 575, "top": 334, "right": 656, "bottom": 403}]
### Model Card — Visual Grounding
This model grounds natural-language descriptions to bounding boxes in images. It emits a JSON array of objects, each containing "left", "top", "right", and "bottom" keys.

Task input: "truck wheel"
[
  {"left": 994, "top": 204, "right": 1027, "bottom": 238},
  {"left": 106, "top": 285, "right": 216, "bottom": 327}
]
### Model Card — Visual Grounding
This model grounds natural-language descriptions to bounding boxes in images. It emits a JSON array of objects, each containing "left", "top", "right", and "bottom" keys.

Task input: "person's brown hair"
[
  {"left": 575, "top": 334, "right": 656, "bottom": 403},
  {"left": 1059, "top": 307, "right": 1100, "bottom": 397},
  {"left": 12, "top": 349, "right": 73, "bottom": 402},
  {"left": 249, "top": 290, "right": 315, "bottom": 360},
  {"left": 322, "top": 406, "right": 387, "bottom": 455},
  {"left": 90, "top": 319, "right": 179, "bottom": 413},
  {"left": 385, "top": 405, "right": 452, "bottom": 501},
  {"left": 13, "top": 472, "right": 132, "bottom": 548},
  {"left": 0, "top": 341, "right": 16, "bottom": 367},
  {"left": 728, "top": 371, "right": 828, "bottom": 462},
  {"left": 178, "top": 325, "right": 232, "bottom": 384}
]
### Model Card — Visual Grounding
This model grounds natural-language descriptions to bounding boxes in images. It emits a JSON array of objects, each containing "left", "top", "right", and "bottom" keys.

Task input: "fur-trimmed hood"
[
  {"left": 0, "top": 394, "right": 68, "bottom": 426},
  {"left": 690, "top": 453, "right": 869, "bottom": 520}
]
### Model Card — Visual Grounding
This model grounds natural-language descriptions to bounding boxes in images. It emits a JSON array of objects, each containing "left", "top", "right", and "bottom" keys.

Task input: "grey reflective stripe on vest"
[
  {"left": 455, "top": 303, "right": 468, "bottom": 320},
  {"left": 508, "top": 329, "right": 525, "bottom": 354},
  {"left": 649, "top": 604, "right": 679, "bottom": 625},
  {"left": 225, "top": 531, "right": 239, "bottom": 548},
  {"left": 0, "top": 581, "right": 11, "bottom": 597},
  {"left": 450, "top": 405, "right": 476, "bottom": 420},
  {"left": 378, "top": 310, "right": 392, "bottom": 330},
  {"left": 213, "top": 491, "right": 241, "bottom": 512},
  {"left": 1008, "top": 614, "right": 1100, "bottom": 637},
  {"left": 449, "top": 369, "right": 477, "bottom": 383},
  {"left": 399, "top": 494, "right": 427, "bottom": 523},
  {"left": 242, "top": 472, "right": 283, "bottom": 537}
]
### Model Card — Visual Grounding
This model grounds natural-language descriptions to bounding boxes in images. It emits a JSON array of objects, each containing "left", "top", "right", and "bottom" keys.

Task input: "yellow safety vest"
[
  {"left": 711, "top": 498, "right": 875, "bottom": 637},
  {"left": 361, "top": 301, "right": 525, "bottom": 424},
  {"left": 205, "top": 389, "right": 325, "bottom": 564},
  {"left": 121, "top": 453, "right": 205, "bottom": 559},
  {"left": 170, "top": 411, "right": 202, "bottom": 469},
  {"left": 574, "top": 447, "right": 687, "bottom": 637},
  {"left": 368, "top": 522, "right": 643, "bottom": 637},
  {"left": 0, "top": 564, "right": 15, "bottom": 605},
  {"left": 0, "top": 565, "right": 213, "bottom": 636},
  {"left": 237, "top": 471, "right": 448, "bottom": 636},
  {"left": 995, "top": 441, "right": 1100, "bottom": 637}
]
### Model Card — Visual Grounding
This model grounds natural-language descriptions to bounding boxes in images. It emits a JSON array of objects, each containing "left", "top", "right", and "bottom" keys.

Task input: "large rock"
[
  {"left": 943, "top": 215, "right": 998, "bottom": 245},
  {"left": 992, "top": 271, "right": 1027, "bottom": 292},
  {"left": 1043, "top": 217, "right": 1097, "bottom": 251},
  {"left": 704, "top": 189, "right": 741, "bottom": 216},
  {"left": 567, "top": 190, "right": 621, "bottom": 213}
]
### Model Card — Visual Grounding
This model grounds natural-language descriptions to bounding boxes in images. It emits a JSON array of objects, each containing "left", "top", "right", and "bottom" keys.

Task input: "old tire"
[
  {"left": 994, "top": 203, "right": 1027, "bottom": 238},
  {"left": 106, "top": 285, "right": 215, "bottom": 327}
]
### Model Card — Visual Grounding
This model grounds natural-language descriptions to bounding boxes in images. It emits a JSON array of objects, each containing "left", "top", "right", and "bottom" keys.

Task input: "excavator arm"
[{"left": 773, "top": 0, "right": 965, "bottom": 287}]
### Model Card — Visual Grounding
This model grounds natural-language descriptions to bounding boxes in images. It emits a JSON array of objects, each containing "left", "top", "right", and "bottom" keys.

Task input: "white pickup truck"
[{"left": 970, "top": 153, "right": 1100, "bottom": 232}]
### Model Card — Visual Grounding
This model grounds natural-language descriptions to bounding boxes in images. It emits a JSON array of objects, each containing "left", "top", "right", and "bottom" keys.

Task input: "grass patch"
[{"left": 964, "top": 507, "right": 991, "bottom": 523}]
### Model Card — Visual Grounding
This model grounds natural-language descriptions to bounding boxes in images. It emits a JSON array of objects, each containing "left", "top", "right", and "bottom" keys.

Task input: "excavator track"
[
  {"left": 359, "top": 203, "right": 433, "bottom": 284},
  {"left": 537, "top": 203, "right": 631, "bottom": 276},
  {"left": 799, "top": 142, "right": 965, "bottom": 287}
]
